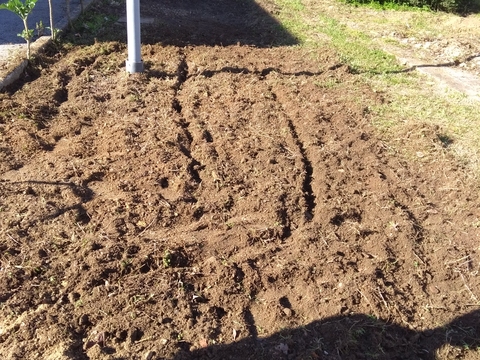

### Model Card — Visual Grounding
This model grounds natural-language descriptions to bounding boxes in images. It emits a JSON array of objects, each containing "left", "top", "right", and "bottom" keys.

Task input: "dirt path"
[
  {"left": 1, "top": 1, "right": 480, "bottom": 359},
  {"left": 383, "top": 44, "right": 480, "bottom": 101}
]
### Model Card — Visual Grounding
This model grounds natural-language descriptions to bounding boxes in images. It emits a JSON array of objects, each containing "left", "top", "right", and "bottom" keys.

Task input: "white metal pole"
[{"left": 126, "top": 0, "right": 144, "bottom": 73}]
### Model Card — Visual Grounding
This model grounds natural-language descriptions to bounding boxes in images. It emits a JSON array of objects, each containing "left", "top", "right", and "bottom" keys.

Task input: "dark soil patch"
[{"left": 1, "top": 1, "right": 480, "bottom": 359}]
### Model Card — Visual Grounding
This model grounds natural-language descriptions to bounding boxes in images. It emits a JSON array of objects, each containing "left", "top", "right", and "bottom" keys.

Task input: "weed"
[
  {"left": 120, "top": 258, "right": 132, "bottom": 273},
  {"left": 353, "top": 327, "right": 366, "bottom": 338},
  {"left": 315, "top": 78, "right": 340, "bottom": 89},
  {"left": 163, "top": 250, "right": 172, "bottom": 268},
  {"left": 388, "top": 221, "right": 399, "bottom": 231},
  {"left": 84, "top": 14, "right": 112, "bottom": 32},
  {"left": 36, "top": 20, "right": 45, "bottom": 37}
]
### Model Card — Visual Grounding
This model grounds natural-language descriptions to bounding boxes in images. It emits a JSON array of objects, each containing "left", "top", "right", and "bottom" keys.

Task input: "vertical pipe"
[{"left": 126, "top": 0, "right": 144, "bottom": 73}]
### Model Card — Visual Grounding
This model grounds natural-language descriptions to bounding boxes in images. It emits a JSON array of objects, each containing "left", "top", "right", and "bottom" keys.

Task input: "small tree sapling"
[
  {"left": 0, "top": 0, "right": 38, "bottom": 59},
  {"left": 47, "top": 0, "right": 55, "bottom": 40}
]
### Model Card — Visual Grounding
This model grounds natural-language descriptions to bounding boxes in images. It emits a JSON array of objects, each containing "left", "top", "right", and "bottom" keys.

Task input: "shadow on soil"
[
  {"left": 173, "top": 310, "right": 480, "bottom": 359},
  {"left": 3, "top": 0, "right": 298, "bottom": 92},
  {"left": 135, "top": 0, "right": 299, "bottom": 47},
  {"left": 7, "top": 180, "right": 94, "bottom": 223},
  {"left": 110, "top": 0, "right": 299, "bottom": 47},
  {"left": 143, "top": 62, "right": 340, "bottom": 83}
]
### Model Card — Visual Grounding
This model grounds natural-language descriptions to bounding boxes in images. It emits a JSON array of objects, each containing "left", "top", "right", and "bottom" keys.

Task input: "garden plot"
[{"left": 0, "top": 0, "right": 480, "bottom": 359}]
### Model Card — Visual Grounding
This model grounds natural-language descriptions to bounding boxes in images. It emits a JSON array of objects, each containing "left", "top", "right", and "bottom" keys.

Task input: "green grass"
[
  {"left": 314, "top": 15, "right": 403, "bottom": 74},
  {"left": 275, "top": 0, "right": 310, "bottom": 43},
  {"left": 370, "top": 73, "right": 480, "bottom": 171},
  {"left": 342, "top": 0, "right": 480, "bottom": 12},
  {"left": 270, "top": 0, "right": 480, "bottom": 172},
  {"left": 276, "top": 0, "right": 403, "bottom": 74},
  {"left": 341, "top": 0, "right": 432, "bottom": 11},
  {"left": 61, "top": 1, "right": 122, "bottom": 45}
]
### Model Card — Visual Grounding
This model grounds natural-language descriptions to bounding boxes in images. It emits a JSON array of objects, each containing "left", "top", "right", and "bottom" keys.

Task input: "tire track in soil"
[
  {"left": 266, "top": 67, "right": 436, "bottom": 321},
  {"left": 175, "top": 46, "right": 309, "bottom": 245},
  {"left": 171, "top": 49, "right": 203, "bottom": 187},
  {"left": 285, "top": 118, "right": 316, "bottom": 222}
]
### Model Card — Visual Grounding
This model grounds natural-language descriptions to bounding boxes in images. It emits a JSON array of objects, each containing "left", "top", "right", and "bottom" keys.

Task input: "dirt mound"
[{"left": 1, "top": 1, "right": 480, "bottom": 359}]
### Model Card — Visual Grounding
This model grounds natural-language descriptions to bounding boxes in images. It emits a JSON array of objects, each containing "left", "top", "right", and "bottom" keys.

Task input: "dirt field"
[{"left": 1, "top": 1, "right": 480, "bottom": 359}]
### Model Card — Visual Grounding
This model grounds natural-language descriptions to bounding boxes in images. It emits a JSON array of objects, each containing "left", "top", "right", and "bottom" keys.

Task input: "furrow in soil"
[{"left": 286, "top": 118, "right": 316, "bottom": 222}]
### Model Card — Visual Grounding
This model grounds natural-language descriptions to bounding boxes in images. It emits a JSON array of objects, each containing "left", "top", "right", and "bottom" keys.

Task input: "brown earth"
[{"left": 1, "top": 1, "right": 480, "bottom": 359}]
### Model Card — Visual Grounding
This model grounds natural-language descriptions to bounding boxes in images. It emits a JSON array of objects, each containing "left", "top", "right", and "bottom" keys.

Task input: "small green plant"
[
  {"left": 120, "top": 258, "right": 132, "bottom": 274},
  {"left": 83, "top": 14, "right": 117, "bottom": 33},
  {"left": 163, "top": 250, "right": 172, "bottom": 268},
  {"left": 352, "top": 327, "right": 366, "bottom": 339},
  {"left": 48, "top": 27, "right": 61, "bottom": 39},
  {"left": 0, "top": 0, "right": 38, "bottom": 59},
  {"left": 35, "top": 20, "right": 44, "bottom": 37}
]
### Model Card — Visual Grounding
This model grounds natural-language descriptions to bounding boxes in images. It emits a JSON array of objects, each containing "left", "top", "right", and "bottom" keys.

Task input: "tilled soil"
[{"left": 1, "top": 1, "right": 480, "bottom": 359}]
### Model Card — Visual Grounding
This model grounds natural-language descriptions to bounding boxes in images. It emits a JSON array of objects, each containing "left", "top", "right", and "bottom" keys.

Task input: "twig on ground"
[
  {"left": 457, "top": 271, "right": 479, "bottom": 303},
  {"left": 6, "top": 233, "right": 21, "bottom": 245}
]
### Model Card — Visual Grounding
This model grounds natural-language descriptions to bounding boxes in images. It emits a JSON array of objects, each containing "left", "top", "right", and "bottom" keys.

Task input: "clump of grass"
[{"left": 62, "top": 2, "right": 122, "bottom": 45}]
